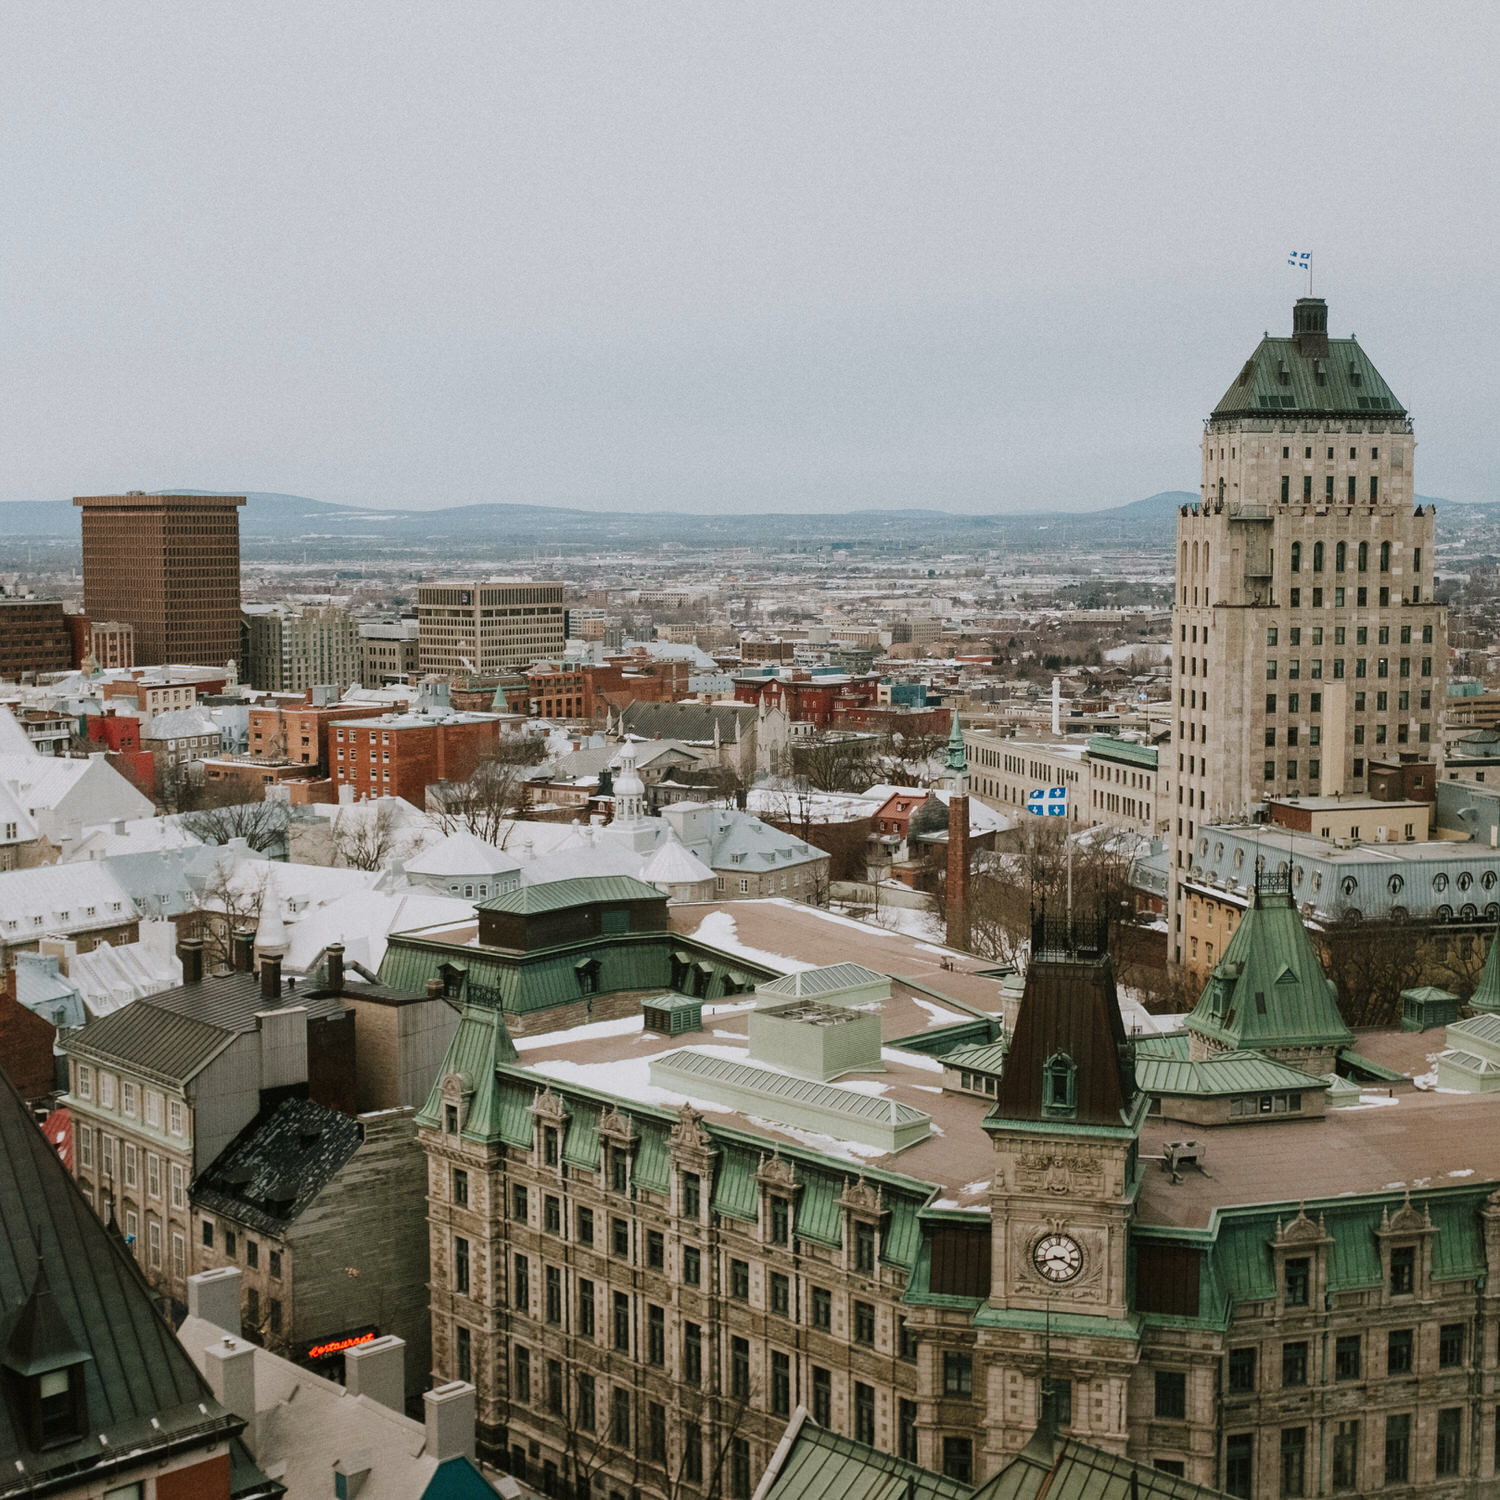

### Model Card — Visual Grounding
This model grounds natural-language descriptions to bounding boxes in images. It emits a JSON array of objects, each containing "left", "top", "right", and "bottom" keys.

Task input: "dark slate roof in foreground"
[
  {"left": 192, "top": 1098, "right": 363, "bottom": 1236},
  {"left": 0, "top": 1067, "right": 280, "bottom": 1497}
]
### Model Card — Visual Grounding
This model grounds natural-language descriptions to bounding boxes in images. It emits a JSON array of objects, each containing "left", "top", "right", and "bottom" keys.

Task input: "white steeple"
[{"left": 614, "top": 739, "right": 647, "bottom": 826}]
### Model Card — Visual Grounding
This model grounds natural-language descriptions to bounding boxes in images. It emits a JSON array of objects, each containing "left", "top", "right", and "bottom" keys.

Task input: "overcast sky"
[{"left": 3, "top": 3, "right": 1497, "bottom": 514}]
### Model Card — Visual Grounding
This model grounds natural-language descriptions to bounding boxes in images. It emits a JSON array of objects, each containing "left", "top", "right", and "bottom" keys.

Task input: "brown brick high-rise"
[{"left": 73, "top": 493, "right": 245, "bottom": 668}]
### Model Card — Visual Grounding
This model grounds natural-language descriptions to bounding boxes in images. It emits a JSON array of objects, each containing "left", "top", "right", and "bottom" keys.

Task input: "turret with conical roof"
[
  {"left": 1469, "top": 923, "right": 1500, "bottom": 1013},
  {"left": 1186, "top": 876, "right": 1353, "bottom": 1073}
]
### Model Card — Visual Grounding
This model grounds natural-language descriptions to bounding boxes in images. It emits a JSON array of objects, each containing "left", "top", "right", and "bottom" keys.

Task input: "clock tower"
[{"left": 977, "top": 911, "right": 1146, "bottom": 1458}]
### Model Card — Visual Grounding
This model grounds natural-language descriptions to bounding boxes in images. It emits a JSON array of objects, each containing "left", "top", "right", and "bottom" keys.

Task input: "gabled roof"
[
  {"left": 0, "top": 1068, "right": 269, "bottom": 1495},
  {"left": 1136, "top": 1049, "right": 1325, "bottom": 1098},
  {"left": 754, "top": 1409, "right": 971, "bottom": 1500},
  {"left": 69, "top": 972, "right": 351, "bottom": 1085},
  {"left": 973, "top": 1431, "right": 1233, "bottom": 1500},
  {"left": 1186, "top": 888, "right": 1354, "bottom": 1054},
  {"left": 192, "top": 1098, "right": 364, "bottom": 1235},
  {"left": 758, "top": 963, "right": 888, "bottom": 999},
  {"left": 619, "top": 700, "right": 754, "bottom": 742},
  {"left": 477, "top": 874, "right": 665, "bottom": 915}
]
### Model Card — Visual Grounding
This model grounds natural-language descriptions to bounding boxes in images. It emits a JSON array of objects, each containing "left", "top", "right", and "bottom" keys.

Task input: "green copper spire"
[
  {"left": 1469, "top": 925, "right": 1500, "bottom": 1013},
  {"left": 416, "top": 1000, "right": 519, "bottom": 1140},
  {"left": 945, "top": 714, "right": 967, "bottom": 775},
  {"left": 1186, "top": 883, "right": 1353, "bottom": 1059}
]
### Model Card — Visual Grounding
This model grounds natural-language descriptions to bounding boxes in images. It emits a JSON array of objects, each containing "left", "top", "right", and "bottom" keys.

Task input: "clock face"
[{"left": 1032, "top": 1233, "right": 1084, "bottom": 1284}]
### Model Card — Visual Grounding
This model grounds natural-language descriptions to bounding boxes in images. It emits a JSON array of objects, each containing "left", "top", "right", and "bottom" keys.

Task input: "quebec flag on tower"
[{"left": 1026, "top": 787, "right": 1068, "bottom": 817}]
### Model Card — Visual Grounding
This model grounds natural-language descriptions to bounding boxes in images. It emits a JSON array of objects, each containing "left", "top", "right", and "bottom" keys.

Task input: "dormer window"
[
  {"left": 1284, "top": 1256, "right": 1310, "bottom": 1307},
  {"left": 1389, "top": 1244, "right": 1415, "bottom": 1295},
  {"left": 1043, "top": 1053, "right": 1077, "bottom": 1117}
]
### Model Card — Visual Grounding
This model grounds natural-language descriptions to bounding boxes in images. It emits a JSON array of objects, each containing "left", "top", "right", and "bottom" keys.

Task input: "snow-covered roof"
[
  {"left": 281, "top": 887, "right": 478, "bottom": 975},
  {"left": 405, "top": 829, "right": 523, "bottom": 878},
  {"left": 0, "top": 705, "right": 37, "bottom": 758},
  {"left": 640, "top": 834, "right": 715, "bottom": 887},
  {"left": 142, "top": 707, "right": 219, "bottom": 740},
  {"left": 0, "top": 863, "right": 138, "bottom": 938},
  {"left": 0, "top": 752, "right": 154, "bottom": 826}
]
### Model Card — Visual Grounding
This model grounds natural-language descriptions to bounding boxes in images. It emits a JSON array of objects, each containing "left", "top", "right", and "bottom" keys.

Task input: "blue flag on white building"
[
  {"left": 1026, "top": 786, "right": 1068, "bottom": 817},
  {"left": 1286, "top": 251, "right": 1311, "bottom": 269}
]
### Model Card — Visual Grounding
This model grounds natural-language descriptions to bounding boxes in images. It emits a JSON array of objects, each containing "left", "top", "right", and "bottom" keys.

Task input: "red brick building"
[
  {"left": 332, "top": 710, "right": 503, "bottom": 805},
  {"left": 0, "top": 594, "right": 72, "bottom": 681},
  {"left": 247, "top": 699, "right": 375, "bottom": 776},
  {"left": 83, "top": 712, "right": 157, "bottom": 796}
]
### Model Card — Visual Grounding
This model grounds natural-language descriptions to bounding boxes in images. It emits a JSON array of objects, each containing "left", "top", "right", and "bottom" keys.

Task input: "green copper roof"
[
  {"left": 1085, "top": 734, "right": 1157, "bottom": 769},
  {"left": 1186, "top": 889, "right": 1354, "bottom": 1053},
  {"left": 945, "top": 714, "right": 966, "bottom": 773},
  {"left": 759, "top": 1412, "right": 973, "bottom": 1500},
  {"left": 943, "top": 1043, "right": 1008, "bottom": 1075},
  {"left": 414, "top": 1003, "right": 519, "bottom": 1137},
  {"left": 476, "top": 874, "right": 666, "bottom": 914},
  {"left": 1137, "top": 1049, "right": 1324, "bottom": 1098},
  {"left": 1468, "top": 925, "right": 1500, "bottom": 1012},
  {"left": 973, "top": 1434, "right": 1231, "bottom": 1500},
  {"left": 1211, "top": 331, "right": 1405, "bottom": 420}
]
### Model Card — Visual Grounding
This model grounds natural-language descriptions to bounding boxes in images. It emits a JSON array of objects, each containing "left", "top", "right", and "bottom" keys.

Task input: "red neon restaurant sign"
[{"left": 308, "top": 1330, "right": 377, "bottom": 1360}]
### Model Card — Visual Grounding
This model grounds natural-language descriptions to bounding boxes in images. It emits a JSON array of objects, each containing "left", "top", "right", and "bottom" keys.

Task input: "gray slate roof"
[
  {"left": 619, "top": 700, "right": 755, "bottom": 743},
  {"left": 69, "top": 972, "right": 351, "bottom": 1084},
  {"left": 0, "top": 1068, "right": 278, "bottom": 1496},
  {"left": 193, "top": 1097, "right": 363, "bottom": 1235}
]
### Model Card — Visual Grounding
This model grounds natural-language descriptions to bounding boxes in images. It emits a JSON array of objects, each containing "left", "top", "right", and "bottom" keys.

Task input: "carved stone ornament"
[
  {"left": 1271, "top": 1204, "right": 1331, "bottom": 1249},
  {"left": 839, "top": 1174, "right": 884, "bottom": 1217},
  {"left": 1378, "top": 1190, "right": 1434, "bottom": 1239},
  {"left": 669, "top": 1103, "right": 714, "bottom": 1158},
  {"left": 1014, "top": 1149, "right": 1104, "bottom": 1198},
  {"left": 598, "top": 1103, "right": 638, "bottom": 1147},
  {"left": 440, "top": 1071, "right": 472, "bottom": 1101},
  {"left": 755, "top": 1150, "right": 799, "bottom": 1192},
  {"left": 529, "top": 1085, "right": 569, "bottom": 1125}
]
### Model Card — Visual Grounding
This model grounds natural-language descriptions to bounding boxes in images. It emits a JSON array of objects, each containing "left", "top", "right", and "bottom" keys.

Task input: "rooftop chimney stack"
[
  {"left": 232, "top": 930, "right": 256, "bottom": 973},
  {"left": 343, "top": 1335, "right": 405, "bottom": 1413},
  {"left": 177, "top": 936, "right": 205, "bottom": 985},
  {"left": 203, "top": 1335, "right": 257, "bottom": 1422},
  {"left": 186, "top": 1266, "right": 243, "bottom": 1331},
  {"left": 260, "top": 954, "right": 282, "bottom": 1000},
  {"left": 325, "top": 942, "right": 345, "bottom": 995},
  {"left": 423, "top": 1381, "right": 477, "bottom": 1463}
]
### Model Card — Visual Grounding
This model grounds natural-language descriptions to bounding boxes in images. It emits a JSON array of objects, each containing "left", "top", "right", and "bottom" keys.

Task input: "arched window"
[
  {"left": 1380, "top": 541, "right": 1391, "bottom": 572},
  {"left": 1336, "top": 541, "right": 1346, "bottom": 572},
  {"left": 1044, "top": 1054, "right": 1077, "bottom": 1117},
  {"left": 1358, "top": 541, "right": 1369, "bottom": 572},
  {"left": 1290, "top": 542, "right": 1301, "bottom": 573},
  {"left": 1313, "top": 541, "right": 1324, "bottom": 573}
]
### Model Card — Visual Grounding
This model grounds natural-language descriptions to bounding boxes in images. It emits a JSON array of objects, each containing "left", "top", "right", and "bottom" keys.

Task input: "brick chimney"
[{"left": 946, "top": 791, "right": 972, "bottom": 950}]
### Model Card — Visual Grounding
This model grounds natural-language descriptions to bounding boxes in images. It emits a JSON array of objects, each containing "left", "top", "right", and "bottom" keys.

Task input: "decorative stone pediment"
[
  {"left": 599, "top": 1104, "right": 638, "bottom": 1147},
  {"left": 1378, "top": 1191, "right": 1434, "bottom": 1239},
  {"left": 755, "top": 1150, "right": 800, "bottom": 1193},
  {"left": 839, "top": 1174, "right": 884, "bottom": 1218},
  {"left": 669, "top": 1103, "right": 715, "bottom": 1159},
  {"left": 440, "top": 1071, "right": 472, "bottom": 1100},
  {"left": 529, "top": 1085, "right": 569, "bottom": 1125},
  {"left": 1271, "top": 1204, "right": 1330, "bottom": 1249}
]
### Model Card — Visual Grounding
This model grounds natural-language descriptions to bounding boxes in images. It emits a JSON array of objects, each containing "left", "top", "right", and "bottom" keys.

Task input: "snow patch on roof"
[{"left": 688, "top": 910, "right": 811, "bottom": 973}]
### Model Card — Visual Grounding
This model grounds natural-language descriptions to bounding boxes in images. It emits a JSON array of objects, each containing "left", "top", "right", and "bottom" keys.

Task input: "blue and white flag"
[
  {"left": 1026, "top": 786, "right": 1068, "bottom": 817},
  {"left": 1287, "top": 250, "right": 1311, "bottom": 269}
]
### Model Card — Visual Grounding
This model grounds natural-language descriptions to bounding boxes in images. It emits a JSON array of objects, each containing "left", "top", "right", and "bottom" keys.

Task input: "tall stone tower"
[{"left": 1167, "top": 298, "right": 1447, "bottom": 964}]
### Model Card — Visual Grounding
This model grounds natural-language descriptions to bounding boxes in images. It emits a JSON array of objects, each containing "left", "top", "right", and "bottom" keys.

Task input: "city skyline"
[{"left": 3, "top": 4, "right": 1497, "bottom": 515}]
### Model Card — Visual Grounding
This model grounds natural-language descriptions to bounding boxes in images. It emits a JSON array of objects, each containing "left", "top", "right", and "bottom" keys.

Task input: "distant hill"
[{"left": 1097, "top": 490, "right": 1200, "bottom": 517}]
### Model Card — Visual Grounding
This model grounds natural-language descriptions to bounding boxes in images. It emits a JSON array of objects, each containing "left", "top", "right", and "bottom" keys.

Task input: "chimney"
[
  {"left": 423, "top": 1381, "right": 477, "bottom": 1463},
  {"left": 344, "top": 1334, "right": 405, "bottom": 1413},
  {"left": 1292, "top": 296, "right": 1329, "bottom": 358},
  {"left": 232, "top": 930, "right": 256, "bottom": 973},
  {"left": 426, "top": 978, "right": 444, "bottom": 999},
  {"left": 187, "top": 1266, "right": 244, "bottom": 1330},
  {"left": 203, "top": 1334, "right": 257, "bottom": 1421},
  {"left": 332, "top": 1454, "right": 373, "bottom": 1498},
  {"left": 945, "top": 792, "right": 972, "bottom": 951},
  {"left": 260, "top": 954, "right": 281, "bottom": 1000},
  {"left": 325, "top": 942, "right": 345, "bottom": 996},
  {"left": 177, "top": 936, "right": 205, "bottom": 985}
]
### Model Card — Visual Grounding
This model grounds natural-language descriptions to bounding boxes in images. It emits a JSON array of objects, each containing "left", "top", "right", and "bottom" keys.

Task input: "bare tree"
[
  {"left": 431, "top": 737, "right": 548, "bottom": 843},
  {"left": 790, "top": 735, "right": 876, "bottom": 793},
  {"left": 180, "top": 793, "right": 289, "bottom": 856},
  {"left": 183, "top": 860, "right": 270, "bottom": 970},
  {"left": 329, "top": 800, "right": 421, "bottom": 870}
]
